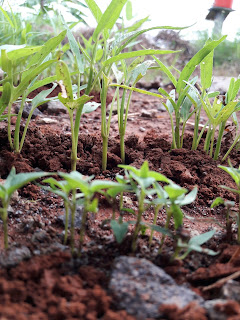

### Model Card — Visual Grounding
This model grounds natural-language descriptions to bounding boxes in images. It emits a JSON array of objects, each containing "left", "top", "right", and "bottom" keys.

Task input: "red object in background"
[{"left": 213, "top": 0, "right": 233, "bottom": 9}]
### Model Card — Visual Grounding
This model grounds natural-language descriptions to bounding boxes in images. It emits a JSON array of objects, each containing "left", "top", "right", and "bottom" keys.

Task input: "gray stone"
[
  {"left": 46, "top": 100, "right": 67, "bottom": 115},
  {"left": 31, "top": 229, "right": 49, "bottom": 243},
  {"left": 58, "top": 205, "right": 83, "bottom": 228},
  {"left": 0, "top": 246, "right": 31, "bottom": 267},
  {"left": 204, "top": 299, "right": 234, "bottom": 320},
  {"left": 14, "top": 102, "right": 42, "bottom": 119},
  {"left": 109, "top": 256, "right": 204, "bottom": 319},
  {"left": 220, "top": 280, "right": 240, "bottom": 303}
]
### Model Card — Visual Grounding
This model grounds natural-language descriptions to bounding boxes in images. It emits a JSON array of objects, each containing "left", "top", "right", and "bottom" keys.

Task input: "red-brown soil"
[{"left": 0, "top": 84, "right": 240, "bottom": 319}]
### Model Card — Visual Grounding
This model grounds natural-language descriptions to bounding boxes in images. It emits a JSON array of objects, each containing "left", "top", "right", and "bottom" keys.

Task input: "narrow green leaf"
[
  {"left": 200, "top": 39, "right": 213, "bottom": 90},
  {"left": 211, "top": 197, "right": 224, "bottom": 208},
  {"left": 56, "top": 60, "right": 73, "bottom": 101},
  {"left": 22, "top": 30, "right": 67, "bottom": 79},
  {"left": 110, "top": 220, "right": 129, "bottom": 243},
  {"left": 104, "top": 49, "right": 179, "bottom": 66},
  {"left": 176, "top": 36, "right": 227, "bottom": 93},
  {"left": 6, "top": 46, "right": 42, "bottom": 61},
  {"left": 84, "top": 0, "right": 102, "bottom": 23},
  {"left": 110, "top": 84, "right": 163, "bottom": 99},
  {"left": 12, "top": 59, "right": 57, "bottom": 102},
  {"left": 93, "top": 0, "right": 128, "bottom": 42},
  {"left": 125, "top": 0, "right": 132, "bottom": 20},
  {"left": 152, "top": 55, "right": 177, "bottom": 87}
]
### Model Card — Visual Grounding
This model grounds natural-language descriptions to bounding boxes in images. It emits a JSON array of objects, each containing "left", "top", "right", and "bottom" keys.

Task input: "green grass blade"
[
  {"left": 84, "top": 0, "right": 102, "bottom": 23},
  {"left": 103, "top": 49, "right": 179, "bottom": 66},
  {"left": 93, "top": 0, "right": 127, "bottom": 42},
  {"left": 176, "top": 35, "right": 227, "bottom": 93},
  {"left": 22, "top": 30, "right": 67, "bottom": 80},
  {"left": 152, "top": 55, "right": 177, "bottom": 88}
]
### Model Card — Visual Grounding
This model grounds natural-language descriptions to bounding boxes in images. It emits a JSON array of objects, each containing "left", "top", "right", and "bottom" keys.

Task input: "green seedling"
[
  {"left": 78, "top": 0, "right": 188, "bottom": 170},
  {"left": 173, "top": 229, "right": 218, "bottom": 260},
  {"left": 56, "top": 60, "right": 99, "bottom": 170},
  {"left": 0, "top": 30, "right": 67, "bottom": 152},
  {"left": 42, "top": 177, "right": 73, "bottom": 246},
  {"left": 0, "top": 167, "right": 49, "bottom": 249},
  {"left": 118, "top": 161, "right": 170, "bottom": 252},
  {"left": 111, "top": 57, "right": 155, "bottom": 163},
  {"left": 157, "top": 182, "right": 198, "bottom": 253},
  {"left": 211, "top": 197, "right": 235, "bottom": 241},
  {"left": 218, "top": 162, "right": 240, "bottom": 242},
  {"left": 111, "top": 36, "right": 226, "bottom": 150},
  {"left": 45, "top": 171, "right": 122, "bottom": 255}
]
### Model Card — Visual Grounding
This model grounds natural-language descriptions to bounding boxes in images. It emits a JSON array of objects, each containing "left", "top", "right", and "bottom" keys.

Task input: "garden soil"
[{"left": 0, "top": 82, "right": 240, "bottom": 319}]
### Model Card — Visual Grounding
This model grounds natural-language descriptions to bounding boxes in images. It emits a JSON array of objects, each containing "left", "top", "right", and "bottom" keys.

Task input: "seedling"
[
  {"left": 118, "top": 161, "right": 170, "bottom": 252},
  {"left": 157, "top": 182, "right": 198, "bottom": 253},
  {"left": 211, "top": 197, "right": 235, "bottom": 241},
  {"left": 44, "top": 171, "right": 122, "bottom": 255},
  {"left": 80, "top": 0, "right": 187, "bottom": 170},
  {"left": 56, "top": 60, "right": 99, "bottom": 170},
  {"left": 112, "top": 36, "right": 226, "bottom": 149},
  {"left": 0, "top": 167, "right": 49, "bottom": 249},
  {"left": 0, "top": 30, "right": 67, "bottom": 152},
  {"left": 218, "top": 162, "right": 240, "bottom": 242},
  {"left": 173, "top": 229, "right": 218, "bottom": 260}
]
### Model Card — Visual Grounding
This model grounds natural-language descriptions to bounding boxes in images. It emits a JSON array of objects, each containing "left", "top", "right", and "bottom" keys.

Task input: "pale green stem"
[
  {"left": 204, "top": 126, "right": 212, "bottom": 154},
  {"left": 194, "top": 120, "right": 209, "bottom": 150},
  {"left": 222, "top": 132, "right": 240, "bottom": 162},
  {"left": 170, "top": 113, "right": 177, "bottom": 149},
  {"left": 70, "top": 195, "right": 76, "bottom": 254},
  {"left": 78, "top": 206, "right": 88, "bottom": 257},
  {"left": 63, "top": 200, "right": 69, "bottom": 245},
  {"left": 192, "top": 105, "right": 202, "bottom": 150},
  {"left": 132, "top": 190, "right": 145, "bottom": 252},
  {"left": 214, "top": 121, "right": 226, "bottom": 160},
  {"left": 158, "top": 207, "right": 172, "bottom": 254},
  {"left": 69, "top": 111, "right": 77, "bottom": 171},
  {"left": 7, "top": 103, "right": 13, "bottom": 150},
  {"left": 14, "top": 94, "right": 27, "bottom": 152},
  {"left": 175, "top": 112, "right": 181, "bottom": 148},
  {"left": 149, "top": 204, "right": 161, "bottom": 245},
  {"left": 2, "top": 207, "right": 8, "bottom": 249},
  {"left": 209, "top": 126, "right": 216, "bottom": 158}
]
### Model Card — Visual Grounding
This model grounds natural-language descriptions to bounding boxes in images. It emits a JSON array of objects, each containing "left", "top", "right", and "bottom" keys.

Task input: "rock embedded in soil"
[
  {"left": 109, "top": 256, "right": 204, "bottom": 319},
  {"left": 46, "top": 100, "right": 67, "bottom": 115},
  {"left": 204, "top": 299, "right": 240, "bottom": 320},
  {"left": 58, "top": 205, "right": 83, "bottom": 228},
  {"left": 0, "top": 245, "right": 31, "bottom": 268},
  {"left": 14, "top": 102, "right": 42, "bottom": 119}
]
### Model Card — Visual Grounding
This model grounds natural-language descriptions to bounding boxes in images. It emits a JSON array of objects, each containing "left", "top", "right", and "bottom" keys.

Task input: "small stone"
[
  {"left": 58, "top": 205, "right": 83, "bottom": 228},
  {"left": 31, "top": 229, "right": 49, "bottom": 242},
  {"left": 37, "top": 117, "right": 58, "bottom": 124},
  {"left": 14, "top": 102, "right": 42, "bottom": 119},
  {"left": 141, "top": 110, "right": 152, "bottom": 118},
  {"left": 220, "top": 280, "right": 240, "bottom": 303},
  {"left": 0, "top": 246, "right": 31, "bottom": 267},
  {"left": 46, "top": 100, "right": 67, "bottom": 115},
  {"left": 139, "top": 127, "right": 146, "bottom": 132},
  {"left": 109, "top": 256, "right": 204, "bottom": 319}
]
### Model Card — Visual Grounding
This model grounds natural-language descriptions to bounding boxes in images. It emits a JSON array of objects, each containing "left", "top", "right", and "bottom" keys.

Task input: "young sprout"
[
  {"left": 45, "top": 171, "right": 122, "bottom": 255},
  {"left": 158, "top": 182, "right": 198, "bottom": 253},
  {"left": 0, "top": 168, "right": 49, "bottom": 249},
  {"left": 218, "top": 162, "right": 240, "bottom": 242},
  {"left": 118, "top": 161, "right": 170, "bottom": 252},
  {"left": 173, "top": 229, "right": 218, "bottom": 260},
  {"left": 56, "top": 60, "right": 99, "bottom": 171},
  {"left": 0, "top": 30, "right": 67, "bottom": 152},
  {"left": 211, "top": 197, "right": 235, "bottom": 241},
  {"left": 42, "top": 177, "right": 73, "bottom": 246}
]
